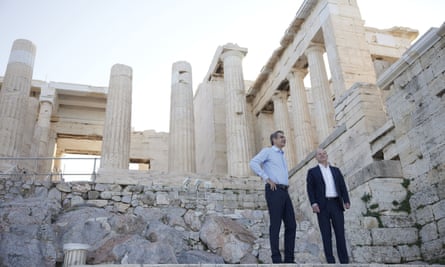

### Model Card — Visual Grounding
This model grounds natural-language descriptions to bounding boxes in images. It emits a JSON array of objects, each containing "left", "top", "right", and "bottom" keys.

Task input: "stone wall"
[
  {"left": 288, "top": 24, "right": 445, "bottom": 264},
  {"left": 378, "top": 25, "right": 445, "bottom": 262},
  {"left": 0, "top": 169, "right": 321, "bottom": 266},
  {"left": 130, "top": 130, "right": 168, "bottom": 171}
]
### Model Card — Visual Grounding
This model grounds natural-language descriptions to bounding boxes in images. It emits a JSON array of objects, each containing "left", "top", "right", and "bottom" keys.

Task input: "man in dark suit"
[{"left": 306, "top": 148, "right": 350, "bottom": 264}]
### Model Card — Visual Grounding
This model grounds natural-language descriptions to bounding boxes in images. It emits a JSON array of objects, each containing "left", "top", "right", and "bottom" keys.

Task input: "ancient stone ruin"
[{"left": 0, "top": 0, "right": 444, "bottom": 266}]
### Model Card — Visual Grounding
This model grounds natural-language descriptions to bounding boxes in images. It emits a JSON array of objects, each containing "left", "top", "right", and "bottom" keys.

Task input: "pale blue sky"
[{"left": 1, "top": 0, "right": 444, "bottom": 132}]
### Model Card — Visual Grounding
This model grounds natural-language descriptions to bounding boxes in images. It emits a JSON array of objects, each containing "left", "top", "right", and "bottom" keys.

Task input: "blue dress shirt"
[{"left": 250, "top": 146, "right": 289, "bottom": 185}]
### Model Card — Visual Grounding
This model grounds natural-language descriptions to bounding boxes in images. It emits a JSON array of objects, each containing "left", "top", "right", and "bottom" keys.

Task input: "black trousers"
[
  {"left": 316, "top": 198, "right": 349, "bottom": 263},
  {"left": 265, "top": 184, "right": 296, "bottom": 263}
]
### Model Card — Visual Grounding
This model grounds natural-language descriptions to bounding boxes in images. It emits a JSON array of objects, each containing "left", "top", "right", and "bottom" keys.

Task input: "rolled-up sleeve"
[{"left": 250, "top": 148, "right": 269, "bottom": 182}]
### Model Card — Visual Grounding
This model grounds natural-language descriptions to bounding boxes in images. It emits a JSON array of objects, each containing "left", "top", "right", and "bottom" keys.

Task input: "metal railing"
[{"left": 0, "top": 157, "right": 100, "bottom": 182}]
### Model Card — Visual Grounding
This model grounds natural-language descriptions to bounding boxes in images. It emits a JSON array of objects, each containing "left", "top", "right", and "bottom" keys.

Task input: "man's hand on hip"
[{"left": 267, "top": 179, "right": 277, "bottom": 191}]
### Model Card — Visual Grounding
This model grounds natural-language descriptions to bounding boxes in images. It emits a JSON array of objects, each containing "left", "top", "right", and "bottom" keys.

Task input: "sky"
[{"left": 0, "top": 0, "right": 444, "bottom": 133}]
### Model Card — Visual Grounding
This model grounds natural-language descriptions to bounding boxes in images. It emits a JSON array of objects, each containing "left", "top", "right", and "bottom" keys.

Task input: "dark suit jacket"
[{"left": 306, "top": 165, "right": 350, "bottom": 211}]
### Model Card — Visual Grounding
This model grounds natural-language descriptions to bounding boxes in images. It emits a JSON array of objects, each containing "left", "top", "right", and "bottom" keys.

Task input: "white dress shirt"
[{"left": 319, "top": 164, "right": 338, "bottom": 197}]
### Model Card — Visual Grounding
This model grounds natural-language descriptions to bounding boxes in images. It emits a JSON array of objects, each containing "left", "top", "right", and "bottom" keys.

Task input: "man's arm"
[
  {"left": 250, "top": 148, "right": 277, "bottom": 190},
  {"left": 249, "top": 148, "right": 269, "bottom": 182},
  {"left": 306, "top": 169, "right": 320, "bottom": 213}
]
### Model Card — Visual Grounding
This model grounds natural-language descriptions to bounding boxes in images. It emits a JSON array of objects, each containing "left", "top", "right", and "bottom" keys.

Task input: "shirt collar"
[
  {"left": 318, "top": 163, "right": 330, "bottom": 169},
  {"left": 272, "top": 145, "right": 284, "bottom": 153}
]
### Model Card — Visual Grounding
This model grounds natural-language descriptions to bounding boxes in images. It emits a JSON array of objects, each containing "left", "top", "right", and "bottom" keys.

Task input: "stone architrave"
[
  {"left": 168, "top": 61, "right": 196, "bottom": 173},
  {"left": 287, "top": 69, "right": 314, "bottom": 161},
  {"left": 272, "top": 90, "right": 297, "bottom": 168},
  {"left": 220, "top": 44, "right": 252, "bottom": 177},
  {"left": 100, "top": 64, "right": 132, "bottom": 170},
  {"left": 0, "top": 39, "right": 36, "bottom": 160},
  {"left": 305, "top": 44, "right": 335, "bottom": 142}
]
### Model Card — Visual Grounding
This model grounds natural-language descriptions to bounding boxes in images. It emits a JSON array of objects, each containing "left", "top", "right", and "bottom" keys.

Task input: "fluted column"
[
  {"left": 0, "top": 39, "right": 36, "bottom": 160},
  {"left": 221, "top": 44, "right": 251, "bottom": 177},
  {"left": 100, "top": 64, "right": 132, "bottom": 169},
  {"left": 63, "top": 243, "right": 90, "bottom": 267},
  {"left": 287, "top": 69, "right": 315, "bottom": 161},
  {"left": 272, "top": 91, "right": 297, "bottom": 168},
  {"left": 168, "top": 61, "right": 196, "bottom": 173},
  {"left": 305, "top": 44, "right": 335, "bottom": 142},
  {"left": 22, "top": 97, "right": 39, "bottom": 157}
]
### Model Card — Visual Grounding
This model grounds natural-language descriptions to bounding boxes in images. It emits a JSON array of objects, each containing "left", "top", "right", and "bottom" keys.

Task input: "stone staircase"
[{"left": 74, "top": 264, "right": 436, "bottom": 267}]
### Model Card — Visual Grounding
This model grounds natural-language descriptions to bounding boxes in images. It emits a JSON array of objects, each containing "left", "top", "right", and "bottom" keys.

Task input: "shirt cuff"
[{"left": 311, "top": 203, "right": 318, "bottom": 207}]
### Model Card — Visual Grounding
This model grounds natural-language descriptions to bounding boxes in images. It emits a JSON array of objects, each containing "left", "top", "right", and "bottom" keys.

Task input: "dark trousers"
[
  {"left": 265, "top": 184, "right": 296, "bottom": 263},
  {"left": 316, "top": 198, "right": 349, "bottom": 264}
]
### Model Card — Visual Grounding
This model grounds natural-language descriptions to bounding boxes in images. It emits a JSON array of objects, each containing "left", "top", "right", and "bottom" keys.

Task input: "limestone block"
[
  {"left": 397, "top": 244, "right": 421, "bottom": 262},
  {"left": 380, "top": 214, "right": 415, "bottom": 228},
  {"left": 115, "top": 202, "right": 130, "bottom": 213},
  {"left": 121, "top": 195, "right": 132, "bottom": 204},
  {"left": 410, "top": 189, "right": 440, "bottom": 210},
  {"left": 352, "top": 246, "right": 401, "bottom": 263},
  {"left": 347, "top": 183, "right": 369, "bottom": 220},
  {"left": 421, "top": 238, "right": 445, "bottom": 261},
  {"left": 156, "top": 192, "right": 170, "bottom": 205},
  {"left": 70, "top": 196, "right": 84, "bottom": 207},
  {"left": 437, "top": 218, "right": 445, "bottom": 236},
  {"left": 111, "top": 196, "right": 121, "bottom": 202},
  {"left": 93, "top": 183, "right": 108, "bottom": 192},
  {"left": 415, "top": 205, "right": 434, "bottom": 225},
  {"left": 56, "top": 183, "right": 72, "bottom": 193},
  {"left": 371, "top": 228, "right": 418, "bottom": 245},
  {"left": 348, "top": 160, "right": 403, "bottom": 190},
  {"left": 367, "top": 178, "right": 407, "bottom": 213},
  {"left": 183, "top": 210, "right": 203, "bottom": 231},
  {"left": 363, "top": 217, "right": 379, "bottom": 229},
  {"left": 88, "top": 191, "right": 100, "bottom": 200},
  {"left": 100, "top": 191, "right": 112, "bottom": 199},
  {"left": 432, "top": 199, "right": 445, "bottom": 220},
  {"left": 86, "top": 200, "right": 108, "bottom": 208},
  {"left": 48, "top": 187, "right": 62, "bottom": 203},
  {"left": 419, "top": 222, "right": 439, "bottom": 242},
  {"left": 347, "top": 228, "right": 372, "bottom": 246}
]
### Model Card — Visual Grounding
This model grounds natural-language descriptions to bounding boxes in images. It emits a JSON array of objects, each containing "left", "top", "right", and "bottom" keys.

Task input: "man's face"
[
  {"left": 316, "top": 149, "right": 328, "bottom": 163},
  {"left": 273, "top": 133, "right": 286, "bottom": 148}
]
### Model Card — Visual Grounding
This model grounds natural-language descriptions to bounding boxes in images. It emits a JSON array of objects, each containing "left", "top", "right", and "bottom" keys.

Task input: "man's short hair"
[{"left": 270, "top": 130, "right": 284, "bottom": 146}]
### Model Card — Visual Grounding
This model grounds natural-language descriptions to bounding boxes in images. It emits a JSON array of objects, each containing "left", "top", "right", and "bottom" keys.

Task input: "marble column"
[
  {"left": 32, "top": 84, "right": 55, "bottom": 175},
  {"left": 0, "top": 39, "right": 36, "bottom": 160},
  {"left": 221, "top": 44, "right": 251, "bottom": 177},
  {"left": 168, "top": 61, "right": 196, "bottom": 173},
  {"left": 305, "top": 44, "right": 335, "bottom": 142},
  {"left": 63, "top": 243, "right": 90, "bottom": 267},
  {"left": 100, "top": 64, "right": 132, "bottom": 170},
  {"left": 272, "top": 90, "right": 297, "bottom": 168},
  {"left": 22, "top": 97, "right": 39, "bottom": 157},
  {"left": 287, "top": 69, "right": 315, "bottom": 161}
]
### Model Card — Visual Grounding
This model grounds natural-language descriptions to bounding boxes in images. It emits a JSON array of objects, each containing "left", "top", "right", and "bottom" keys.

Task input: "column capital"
[
  {"left": 287, "top": 68, "right": 308, "bottom": 80},
  {"left": 305, "top": 43, "right": 325, "bottom": 56},
  {"left": 272, "top": 90, "right": 288, "bottom": 102},
  {"left": 221, "top": 43, "right": 247, "bottom": 61},
  {"left": 39, "top": 84, "right": 56, "bottom": 105}
]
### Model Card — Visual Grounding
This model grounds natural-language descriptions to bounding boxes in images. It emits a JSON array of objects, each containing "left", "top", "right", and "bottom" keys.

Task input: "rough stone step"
[{"left": 74, "top": 264, "right": 436, "bottom": 267}]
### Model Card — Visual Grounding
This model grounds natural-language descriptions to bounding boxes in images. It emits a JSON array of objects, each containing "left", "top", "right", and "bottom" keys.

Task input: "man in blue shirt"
[{"left": 250, "top": 130, "right": 296, "bottom": 263}]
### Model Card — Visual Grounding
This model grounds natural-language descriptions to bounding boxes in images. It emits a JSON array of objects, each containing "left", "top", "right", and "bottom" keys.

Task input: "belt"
[
  {"left": 276, "top": 184, "right": 289, "bottom": 190},
  {"left": 326, "top": 197, "right": 339, "bottom": 200},
  {"left": 265, "top": 183, "right": 289, "bottom": 190}
]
